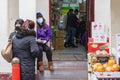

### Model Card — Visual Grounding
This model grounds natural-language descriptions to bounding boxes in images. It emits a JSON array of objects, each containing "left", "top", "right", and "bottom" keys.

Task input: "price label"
[{"left": 97, "top": 57, "right": 109, "bottom": 63}]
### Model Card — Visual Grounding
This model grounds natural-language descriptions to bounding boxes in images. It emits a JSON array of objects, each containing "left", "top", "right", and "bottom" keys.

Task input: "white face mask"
[{"left": 37, "top": 18, "right": 43, "bottom": 25}]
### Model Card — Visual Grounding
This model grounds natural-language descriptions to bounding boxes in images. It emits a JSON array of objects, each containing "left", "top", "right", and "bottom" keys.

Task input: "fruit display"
[
  {"left": 92, "top": 63, "right": 104, "bottom": 72},
  {"left": 87, "top": 38, "right": 120, "bottom": 79},
  {"left": 92, "top": 59, "right": 120, "bottom": 72}
]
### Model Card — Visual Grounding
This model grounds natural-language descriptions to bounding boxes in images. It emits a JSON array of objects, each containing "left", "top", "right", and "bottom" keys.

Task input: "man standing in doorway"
[{"left": 64, "top": 9, "right": 79, "bottom": 48}]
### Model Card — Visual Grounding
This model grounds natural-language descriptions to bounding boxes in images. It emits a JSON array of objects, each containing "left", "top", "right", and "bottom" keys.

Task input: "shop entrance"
[{"left": 50, "top": 0, "right": 94, "bottom": 61}]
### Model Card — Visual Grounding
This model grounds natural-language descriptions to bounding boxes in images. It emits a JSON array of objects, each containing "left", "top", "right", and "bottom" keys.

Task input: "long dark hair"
[{"left": 43, "top": 18, "right": 47, "bottom": 29}]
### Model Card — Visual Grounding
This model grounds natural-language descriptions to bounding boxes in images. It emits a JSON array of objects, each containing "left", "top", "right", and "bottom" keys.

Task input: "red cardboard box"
[{"left": 88, "top": 38, "right": 109, "bottom": 53}]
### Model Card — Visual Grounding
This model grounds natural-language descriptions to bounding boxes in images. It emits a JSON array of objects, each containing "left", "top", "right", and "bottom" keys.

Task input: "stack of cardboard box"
[{"left": 55, "top": 30, "right": 65, "bottom": 50}]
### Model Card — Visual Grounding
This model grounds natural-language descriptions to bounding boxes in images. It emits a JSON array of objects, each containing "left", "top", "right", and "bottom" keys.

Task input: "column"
[
  {"left": 0, "top": 0, "right": 12, "bottom": 72},
  {"left": 19, "top": 0, "right": 36, "bottom": 22}
]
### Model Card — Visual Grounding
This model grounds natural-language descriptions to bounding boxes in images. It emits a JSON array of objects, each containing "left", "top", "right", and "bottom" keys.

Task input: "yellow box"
[
  {"left": 55, "top": 30, "right": 65, "bottom": 38},
  {"left": 55, "top": 37, "right": 64, "bottom": 50}
]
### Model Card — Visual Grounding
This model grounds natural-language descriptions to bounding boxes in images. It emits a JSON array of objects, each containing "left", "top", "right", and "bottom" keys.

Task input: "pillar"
[
  {"left": 0, "top": 0, "right": 12, "bottom": 72},
  {"left": 19, "top": 0, "right": 36, "bottom": 22}
]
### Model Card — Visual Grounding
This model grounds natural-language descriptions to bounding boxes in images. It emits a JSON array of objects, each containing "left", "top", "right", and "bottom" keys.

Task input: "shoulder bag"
[{"left": 1, "top": 36, "right": 15, "bottom": 63}]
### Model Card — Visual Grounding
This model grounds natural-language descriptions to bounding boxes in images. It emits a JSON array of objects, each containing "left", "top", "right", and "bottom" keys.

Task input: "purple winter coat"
[{"left": 37, "top": 24, "right": 52, "bottom": 42}]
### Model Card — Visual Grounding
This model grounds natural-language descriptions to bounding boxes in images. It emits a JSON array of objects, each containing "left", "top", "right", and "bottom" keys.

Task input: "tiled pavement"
[
  {"left": 52, "top": 44, "right": 87, "bottom": 61},
  {"left": 0, "top": 73, "right": 11, "bottom": 80},
  {"left": 0, "top": 61, "right": 88, "bottom": 80},
  {"left": 38, "top": 44, "right": 88, "bottom": 80},
  {"left": 38, "top": 61, "right": 88, "bottom": 80}
]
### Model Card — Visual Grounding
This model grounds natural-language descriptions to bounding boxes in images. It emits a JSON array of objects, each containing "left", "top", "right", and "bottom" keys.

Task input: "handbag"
[{"left": 1, "top": 36, "right": 15, "bottom": 63}]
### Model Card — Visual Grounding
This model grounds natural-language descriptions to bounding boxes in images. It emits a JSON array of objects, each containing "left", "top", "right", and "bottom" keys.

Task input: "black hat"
[
  {"left": 15, "top": 19, "right": 24, "bottom": 26},
  {"left": 36, "top": 12, "right": 43, "bottom": 18}
]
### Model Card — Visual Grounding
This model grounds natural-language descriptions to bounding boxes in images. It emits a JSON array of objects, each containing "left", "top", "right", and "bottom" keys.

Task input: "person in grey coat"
[{"left": 12, "top": 19, "right": 40, "bottom": 80}]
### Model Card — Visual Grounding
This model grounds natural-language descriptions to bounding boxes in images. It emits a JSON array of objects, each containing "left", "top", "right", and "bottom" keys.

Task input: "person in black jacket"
[
  {"left": 12, "top": 19, "right": 40, "bottom": 80},
  {"left": 64, "top": 9, "right": 79, "bottom": 48}
]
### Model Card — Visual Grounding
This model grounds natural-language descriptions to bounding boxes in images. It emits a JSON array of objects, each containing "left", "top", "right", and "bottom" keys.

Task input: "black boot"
[
  {"left": 64, "top": 42, "right": 69, "bottom": 48},
  {"left": 71, "top": 44, "right": 78, "bottom": 48}
]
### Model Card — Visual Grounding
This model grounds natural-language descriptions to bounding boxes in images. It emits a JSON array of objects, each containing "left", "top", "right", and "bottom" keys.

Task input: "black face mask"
[{"left": 15, "top": 26, "right": 21, "bottom": 31}]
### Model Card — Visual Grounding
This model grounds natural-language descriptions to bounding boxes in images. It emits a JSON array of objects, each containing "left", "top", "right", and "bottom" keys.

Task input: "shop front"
[
  {"left": 50, "top": 0, "right": 88, "bottom": 50},
  {"left": 88, "top": 0, "right": 120, "bottom": 80}
]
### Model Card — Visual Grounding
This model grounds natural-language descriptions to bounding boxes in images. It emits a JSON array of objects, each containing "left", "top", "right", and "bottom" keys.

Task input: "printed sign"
[
  {"left": 97, "top": 57, "right": 109, "bottom": 64},
  {"left": 92, "top": 22, "right": 107, "bottom": 43}
]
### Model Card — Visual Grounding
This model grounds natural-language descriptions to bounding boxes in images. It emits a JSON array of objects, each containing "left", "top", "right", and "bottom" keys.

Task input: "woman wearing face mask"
[
  {"left": 9, "top": 18, "right": 24, "bottom": 39},
  {"left": 36, "top": 12, "right": 54, "bottom": 72}
]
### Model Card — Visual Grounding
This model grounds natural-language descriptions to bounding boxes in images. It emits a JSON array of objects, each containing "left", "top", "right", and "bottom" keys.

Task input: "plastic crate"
[{"left": 94, "top": 72, "right": 120, "bottom": 80}]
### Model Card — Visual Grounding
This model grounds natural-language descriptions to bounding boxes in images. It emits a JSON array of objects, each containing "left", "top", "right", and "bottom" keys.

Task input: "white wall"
[
  {"left": 95, "top": 0, "right": 111, "bottom": 49},
  {"left": 0, "top": 0, "right": 12, "bottom": 73},
  {"left": 95, "top": 0, "right": 111, "bottom": 32},
  {"left": 19, "top": 0, "right": 36, "bottom": 21},
  {"left": 0, "top": 0, "right": 50, "bottom": 73},
  {"left": 8, "top": 0, "right": 19, "bottom": 34},
  {"left": 111, "top": 0, "right": 120, "bottom": 49},
  {"left": 36, "top": 0, "right": 49, "bottom": 25},
  {"left": 95, "top": 0, "right": 111, "bottom": 25}
]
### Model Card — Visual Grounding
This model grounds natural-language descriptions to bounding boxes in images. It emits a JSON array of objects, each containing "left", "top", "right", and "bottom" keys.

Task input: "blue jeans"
[{"left": 66, "top": 26, "right": 76, "bottom": 44}]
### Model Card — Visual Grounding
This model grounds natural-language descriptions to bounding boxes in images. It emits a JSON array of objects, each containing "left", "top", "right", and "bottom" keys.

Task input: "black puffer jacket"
[{"left": 12, "top": 27, "right": 39, "bottom": 80}]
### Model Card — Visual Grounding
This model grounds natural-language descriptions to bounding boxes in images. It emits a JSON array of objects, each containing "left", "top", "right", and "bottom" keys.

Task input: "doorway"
[{"left": 50, "top": 0, "right": 94, "bottom": 61}]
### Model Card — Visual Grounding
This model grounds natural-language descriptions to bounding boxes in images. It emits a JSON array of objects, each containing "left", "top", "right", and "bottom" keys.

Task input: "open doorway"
[{"left": 50, "top": 0, "right": 90, "bottom": 61}]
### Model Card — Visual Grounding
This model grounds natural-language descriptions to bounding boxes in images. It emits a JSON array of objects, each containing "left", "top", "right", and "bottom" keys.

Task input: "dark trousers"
[
  {"left": 37, "top": 43, "right": 52, "bottom": 62},
  {"left": 66, "top": 26, "right": 76, "bottom": 44}
]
